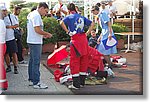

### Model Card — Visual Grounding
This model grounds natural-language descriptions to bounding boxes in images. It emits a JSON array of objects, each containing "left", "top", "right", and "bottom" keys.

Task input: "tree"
[{"left": 10, "top": 0, "right": 26, "bottom": 11}]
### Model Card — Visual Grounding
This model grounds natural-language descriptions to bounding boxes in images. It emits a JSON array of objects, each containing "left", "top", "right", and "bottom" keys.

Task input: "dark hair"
[
  {"left": 31, "top": 6, "right": 37, "bottom": 12},
  {"left": 38, "top": 2, "right": 49, "bottom": 9},
  {"left": 91, "top": 5, "right": 99, "bottom": 11},
  {"left": 96, "top": 3, "right": 101, "bottom": 7},
  {"left": 67, "top": 3, "right": 77, "bottom": 12},
  {"left": 14, "top": 6, "right": 21, "bottom": 11}
]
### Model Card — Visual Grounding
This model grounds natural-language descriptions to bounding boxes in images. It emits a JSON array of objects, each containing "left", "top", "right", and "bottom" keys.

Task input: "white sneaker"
[
  {"left": 107, "top": 68, "right": 115, "bottom": 77},
  {"left": 19, "top": 60, "right": 27, "bottom": 64},
  {"left": 33, "top": 83, "right": 48, "bottom": 89},
  {"left": 68, "top": 84, "right": 79, "bottom": 90},
  {"left": 80, "top": 85, "right": 84, "bottom": 88}
]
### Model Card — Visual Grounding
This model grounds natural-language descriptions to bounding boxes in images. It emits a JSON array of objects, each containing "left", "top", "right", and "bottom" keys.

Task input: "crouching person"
[{"left": 60, "top": 3, "right": 94, "bottom": 89}]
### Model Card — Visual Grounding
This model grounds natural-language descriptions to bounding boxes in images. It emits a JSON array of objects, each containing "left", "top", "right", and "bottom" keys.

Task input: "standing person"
[
  {"left": 3, "top": 7, "right": 19, "bottom": 74},
  {"left": 75, "top": 6, "right": 81, "bottom": 15},
  {"left": 53, "top": 0, "right": 68, "bottom": 17},
  {"left": 13, "top": 6, "right": 26, "bottom": 64},
  {"left": 0, "top": 6, "right": 8, "bottom": 90},
  {"left": 107, "top": 0, "right": 117, "bottom": 24},
  {"left": 60, "top": 3, "right": 94, "bottom": 89},
  {"left": 91, "top": 5, "right": 117, "bottom": 70},
  {"left": 27, "top": 2, "right": 52, "bottom": 89}
]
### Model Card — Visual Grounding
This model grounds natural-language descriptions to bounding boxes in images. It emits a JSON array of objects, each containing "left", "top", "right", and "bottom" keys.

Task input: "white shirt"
[
  {"left": 0, "top": 19, "right": 6, "bottom": 44},
  {"left": 53, "top": 3, "right": 68, "bottom": 17},
  {"left": 4, "top": 14, "right": 19, "bottom": 41},
  {"left": 27, "top": 10, "right": 43, "bottom": 44},
  {"left": 14, "top": 15, "right": 19, "bottom": 29}
]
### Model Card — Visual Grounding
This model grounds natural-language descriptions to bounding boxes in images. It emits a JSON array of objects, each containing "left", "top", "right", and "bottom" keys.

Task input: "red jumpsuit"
[
  {"left": 88, "top": 46, "right": 104, "bottom": 73},
  {"left": 0, "top": 43, "right": 8, "bottom": 90},
  {"left": 70, "top": 33, "right": 88, "bottom": 76}
]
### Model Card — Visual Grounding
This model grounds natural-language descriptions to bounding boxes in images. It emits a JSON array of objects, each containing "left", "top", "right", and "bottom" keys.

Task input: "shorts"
[{"left": 6, "top": 39, "right": 18, "bottom": 54}]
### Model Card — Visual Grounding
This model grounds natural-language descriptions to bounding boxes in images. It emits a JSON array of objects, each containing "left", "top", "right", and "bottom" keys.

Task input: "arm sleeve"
[
  {"left": 4, "top": 17, "right": 10, "bottom": 26},
  {"left": 0, "top": 21, "right": 6, "bottom": 34},
  {"left": 32, "top": 15, "right": 41, "bottom": 27},
  {"left": 10, "top": 14, "right": 19, "bottom": 25},
  {"left": 62, "top": 16, "right": 69, "bottom": 26}
]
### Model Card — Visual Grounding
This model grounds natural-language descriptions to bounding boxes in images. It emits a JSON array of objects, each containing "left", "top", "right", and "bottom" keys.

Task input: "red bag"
[
  {"left": 111, "top": 56, "right": 121, "bottom": 61},
  {"left": 54, "top": 70, "right": 63, "bottom": 82}
]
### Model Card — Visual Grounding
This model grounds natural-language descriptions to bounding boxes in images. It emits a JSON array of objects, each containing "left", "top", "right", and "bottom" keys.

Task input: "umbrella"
[{"left": 47, "top": 45, "right": 69, "bottom": 65}]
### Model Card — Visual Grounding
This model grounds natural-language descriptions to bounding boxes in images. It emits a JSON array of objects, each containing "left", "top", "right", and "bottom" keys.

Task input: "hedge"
[{"left": 18, "top": 9, "right": 128, "bottom": 48}]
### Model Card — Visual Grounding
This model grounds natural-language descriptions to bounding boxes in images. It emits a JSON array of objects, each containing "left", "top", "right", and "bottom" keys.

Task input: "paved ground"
[
  {"left": 45, "top": 51, "right": 143, "bottom": 95},
  {"left": 2, "top": 55, "right": 73, "bottom": 95},
  {"left": 2, "top": 51, "right": 143, "bottom": 95}
]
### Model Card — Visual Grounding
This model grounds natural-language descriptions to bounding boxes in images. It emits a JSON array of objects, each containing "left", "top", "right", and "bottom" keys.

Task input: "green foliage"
[
  {"left": 18, "top": 9, "right": 30, "bottom": 48},
  {"left": 10, "top": 0, "right": 26, "bottom": 12},
  {"left": 43, "top": 17, "right": 70, "bottom": 44},
  {"left": 17, "top": 3, "right": 129, "bottom": 48},
  {"left": 112, "top": 23, "right": 129, "bottom": 40},
  {"left": 112, "top": 23, "right": 129, "bottom": 33}
]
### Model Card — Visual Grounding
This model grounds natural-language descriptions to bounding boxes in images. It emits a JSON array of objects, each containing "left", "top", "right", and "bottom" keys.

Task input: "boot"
[
  {"left": 80, "top": 75, "right": 86, "bottom": 87},
  {"left": 68, "top": 76, "right": 80, "bottom": 89}
]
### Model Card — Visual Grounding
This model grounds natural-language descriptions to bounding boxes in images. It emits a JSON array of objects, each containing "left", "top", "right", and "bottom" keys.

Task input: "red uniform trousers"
[
  {"left": 0, "top": 43, "right": 8, "bottom": 90},
  {"left": 70, "top": 33, "right": 88, "bottom": 77}
]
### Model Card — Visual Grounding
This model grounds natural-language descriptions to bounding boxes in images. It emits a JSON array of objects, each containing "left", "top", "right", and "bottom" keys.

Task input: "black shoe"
[
  {"left": 14, "top": 68, "right": 18, "bottom": 74},
  {"left": 72, "top": 77, "right": 80, "bottom": 88},
  {"left": 80, "top": 75, "right": 86, "bottom": 86},
  {"left": 6, "top": 67, "right": 11, "bottom": 73}
]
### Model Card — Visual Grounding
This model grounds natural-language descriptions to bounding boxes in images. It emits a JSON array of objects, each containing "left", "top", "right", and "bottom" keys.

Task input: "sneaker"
[
  {"left": 33, "top": 83, "right": 48, "bottom": 89},
  {"left": 6, "top": 67, "right": 11, "bottom": 73},
  {"left": 29, "top": 81, "right": 33, "bottom": 86},
  {"left": 14, "top": 68, "right": 19, "bottom": 74},
  {"left": 107, "top": 68, "right": 115, "bottom": 77},
  {"left": 80, "top": 85, "right": 84, "bottom": 88},
  {"left": 19, "top": 60, "right": 27, "bottom": 64},
  {"left": 68, "top": 84, "right": 79, "bottom": 90}
]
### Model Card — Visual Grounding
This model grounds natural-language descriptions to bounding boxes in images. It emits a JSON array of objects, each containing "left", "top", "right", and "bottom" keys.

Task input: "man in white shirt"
[
  {"left": 53, "top": 0, "right": 68, "bottom": 17},
  {"left": 27, "top": 2, "right": 52, "bottom": 89},
  {"left": 13, "top": 6, "right": 27, "bottom": 64},
  {"left": 3, "top": 7, "right": 19, "bottom": 74},
  {"left": 0, "top": 6, "right": 8, "bottom": 91}
]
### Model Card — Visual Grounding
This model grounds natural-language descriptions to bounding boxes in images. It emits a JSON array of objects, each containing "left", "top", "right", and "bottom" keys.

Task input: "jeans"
[{"left": 28, "top": 44, "right": 42, "bottom": 85}]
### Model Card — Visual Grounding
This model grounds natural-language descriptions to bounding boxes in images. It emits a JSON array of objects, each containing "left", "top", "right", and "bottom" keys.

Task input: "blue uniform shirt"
[{"left": 63, "top": 13, "right": 92, "bottom": 34}]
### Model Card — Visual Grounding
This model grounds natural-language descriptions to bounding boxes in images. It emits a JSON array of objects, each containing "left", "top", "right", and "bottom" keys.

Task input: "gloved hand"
[{"left": 68, "top": 31, "right": 77, "bottom": 36}]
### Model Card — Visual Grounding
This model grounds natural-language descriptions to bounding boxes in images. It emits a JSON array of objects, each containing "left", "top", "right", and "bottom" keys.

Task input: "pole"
[{"left": 132, "top": 0, "right": 135, "bottom": 40}]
